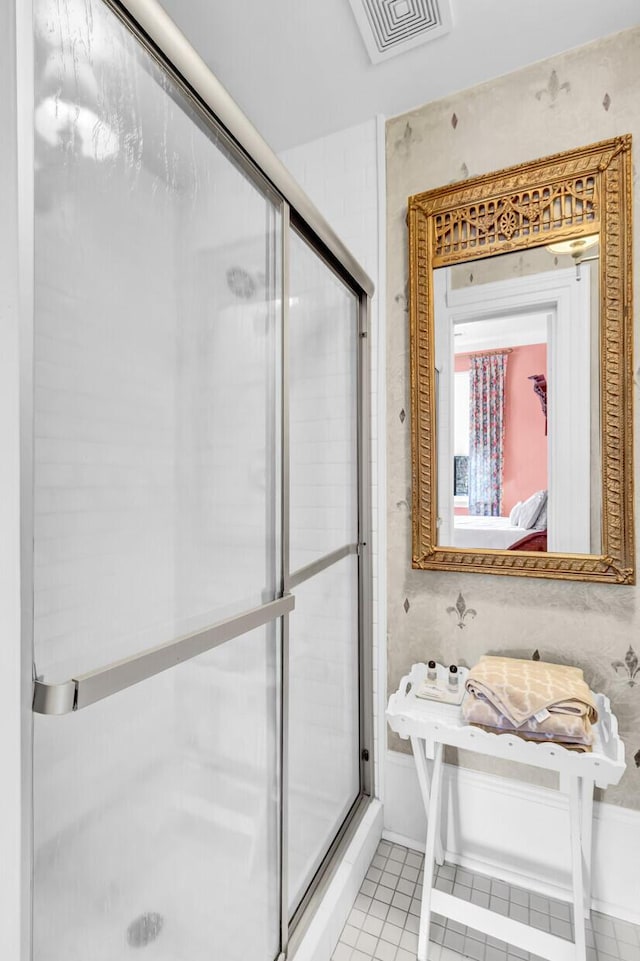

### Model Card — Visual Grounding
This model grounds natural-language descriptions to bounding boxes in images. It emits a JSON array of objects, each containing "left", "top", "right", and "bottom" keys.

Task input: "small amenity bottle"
[
  {"left": 448, "top": 664, "right": 459, "bottom": 690},
  {"left": 427, "top": 660, "right": 438, "bottom": 683}
]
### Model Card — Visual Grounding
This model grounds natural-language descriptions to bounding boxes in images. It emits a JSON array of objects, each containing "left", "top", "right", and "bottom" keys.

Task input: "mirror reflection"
[{"left": 435, "top": 238, "right": 601, "bottom": 555}]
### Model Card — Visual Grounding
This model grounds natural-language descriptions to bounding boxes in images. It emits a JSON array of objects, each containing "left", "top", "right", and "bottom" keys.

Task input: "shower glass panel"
[
  {"left": 29, "top": 0, "right": 372, "bottom": 956},
  {"left": 33, "top": 0, "right": 284, "bottom": 958},
  {"left": 289, "top": 231, "right": 359, "bottom": 573},
  {"left": 287, "top": 554, "right": 360, "bottom": 913},
  {"left": 33, "top": 624, "right": 281, "bottom": 961},
  {"left": 33, "top": 0, "right": 280, "bottom": 684}
]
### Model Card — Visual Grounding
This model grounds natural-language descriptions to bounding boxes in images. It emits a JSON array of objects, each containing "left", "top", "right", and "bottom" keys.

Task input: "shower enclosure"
[{"left": 18, "top": 1, "right": 374, "bottom": 958}]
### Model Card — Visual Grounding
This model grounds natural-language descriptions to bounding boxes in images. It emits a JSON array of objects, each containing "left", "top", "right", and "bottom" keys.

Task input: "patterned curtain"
[{"left": 468, "top": 352, "right": 508, "bottom": 516}]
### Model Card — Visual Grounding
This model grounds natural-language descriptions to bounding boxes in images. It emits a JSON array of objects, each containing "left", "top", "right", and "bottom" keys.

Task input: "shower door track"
[{"left": 107, "top": 0, "right": 373, "bottom": 300}]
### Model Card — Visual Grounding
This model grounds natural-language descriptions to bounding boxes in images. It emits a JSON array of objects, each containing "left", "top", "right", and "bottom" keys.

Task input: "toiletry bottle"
[
  {"left": 448, "top": 664, "right": 459, "bottom": 690},
  {"left": 427, "top": 660, "right": 437, "bottom": 683}
]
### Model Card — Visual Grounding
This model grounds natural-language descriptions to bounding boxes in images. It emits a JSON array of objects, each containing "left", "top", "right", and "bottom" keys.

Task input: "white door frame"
[{"left": 1, "top": 3, "right": 34, "bottom": 961}]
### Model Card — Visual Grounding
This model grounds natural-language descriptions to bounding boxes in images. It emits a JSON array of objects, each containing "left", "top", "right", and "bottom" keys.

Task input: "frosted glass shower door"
[
  {"left": 33, "top": 0, "right": 281, "bottom": 682},
  {"left": 32, "top": 1, "right": 282, "bottom": 959},
  {"left": 287, "top": 231, "right": 362, "bottom": 914}
]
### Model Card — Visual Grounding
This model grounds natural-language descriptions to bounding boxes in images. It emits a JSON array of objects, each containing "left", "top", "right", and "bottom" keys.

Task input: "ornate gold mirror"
[{"left": 408, "top": 137, "right": 634, "bottom": 583}]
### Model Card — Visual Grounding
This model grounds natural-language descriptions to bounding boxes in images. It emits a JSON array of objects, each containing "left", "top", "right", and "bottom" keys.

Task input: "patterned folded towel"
[
  {"left": 467, "top": 720, "right": 592, "bottom": 752},
  {"left": 464, "top": 655, "right": 597, "bottom": 728},
  {"left": 462, "top": 689, "right": 593, "bottom": 748}
]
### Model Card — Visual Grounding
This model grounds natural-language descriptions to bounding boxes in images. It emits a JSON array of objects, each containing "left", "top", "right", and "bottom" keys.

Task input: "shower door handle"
[{"left": 33, "top": 593, "right": 295, "bottom": 716}]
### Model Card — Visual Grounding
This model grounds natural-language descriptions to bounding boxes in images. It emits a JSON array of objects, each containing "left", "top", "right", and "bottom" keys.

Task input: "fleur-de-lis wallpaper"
[
  {"left": 386, "top": 27, "right": 640, "bottom": 811},
  {"left": 612, "top": 646, "right": 639, "bottom": 686},
  {"left": 447, "top": 593, "right": 477, "bottom": 629}
]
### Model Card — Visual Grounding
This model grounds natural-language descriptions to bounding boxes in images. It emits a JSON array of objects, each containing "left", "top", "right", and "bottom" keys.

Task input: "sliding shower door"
[
  {"left": 29, "top": 1, "right": 372, "bottom": 958},
  {"left": 287, "top": 231, "right": 362, "bottom": 917},
  {"left": 33, "top": 2, "right": 282, "bottom": 959}
]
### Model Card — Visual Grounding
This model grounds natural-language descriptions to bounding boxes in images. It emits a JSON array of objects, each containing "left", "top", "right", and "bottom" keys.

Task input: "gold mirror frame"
[{"left": 408, "top": 136, "right": 634, "bottom": 584}]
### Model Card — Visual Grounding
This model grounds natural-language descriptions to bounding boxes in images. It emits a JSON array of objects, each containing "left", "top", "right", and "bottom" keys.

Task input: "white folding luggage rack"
[{"left": 386, "top": 662, "right": 626, "bottom": 961}]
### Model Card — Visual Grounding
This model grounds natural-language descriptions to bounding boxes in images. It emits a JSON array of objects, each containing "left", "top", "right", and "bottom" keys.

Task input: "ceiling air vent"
[{"left": 348, "top": 0, "right": 453, "bottom": 64}]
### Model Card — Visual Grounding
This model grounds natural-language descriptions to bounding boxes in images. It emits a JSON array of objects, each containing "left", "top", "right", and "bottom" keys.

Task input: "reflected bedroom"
[{"left": 435, "top": 240, "right": 602, "bottom": 557}]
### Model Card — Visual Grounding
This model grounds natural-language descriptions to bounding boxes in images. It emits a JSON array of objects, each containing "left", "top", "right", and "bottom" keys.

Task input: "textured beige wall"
[{"left": 386, "top": 27, "right": 640, "bottom": 809}]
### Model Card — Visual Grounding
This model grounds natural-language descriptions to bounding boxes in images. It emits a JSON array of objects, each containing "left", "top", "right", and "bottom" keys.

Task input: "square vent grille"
[{"left": 348, "top": 0, "right": 453, "bottom": 64}]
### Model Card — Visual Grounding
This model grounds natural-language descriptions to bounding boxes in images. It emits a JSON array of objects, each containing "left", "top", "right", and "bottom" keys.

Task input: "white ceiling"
[{"left": 159, "top": 0, "right": 640, "bottom": 152}]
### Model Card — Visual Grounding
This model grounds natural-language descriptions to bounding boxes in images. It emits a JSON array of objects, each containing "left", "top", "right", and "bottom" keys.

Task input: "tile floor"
[{"left": 332, "top": 841, "right": 640, "bottom": 961}]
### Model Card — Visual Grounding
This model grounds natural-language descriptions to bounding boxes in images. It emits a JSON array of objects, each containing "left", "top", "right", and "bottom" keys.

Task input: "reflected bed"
[{"left": 452, "top": 516, "right": 534, "bottom": 550}]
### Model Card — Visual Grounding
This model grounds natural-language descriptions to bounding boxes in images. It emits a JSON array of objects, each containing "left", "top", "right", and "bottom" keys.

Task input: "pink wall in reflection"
[{"left": 456, "top": 343, "right": 548, "bottom": 517}]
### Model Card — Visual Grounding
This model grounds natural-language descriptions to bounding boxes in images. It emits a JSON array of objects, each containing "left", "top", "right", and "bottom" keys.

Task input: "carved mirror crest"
[{"left": 408, "top": 137, "right": 634, "bottom": 583}]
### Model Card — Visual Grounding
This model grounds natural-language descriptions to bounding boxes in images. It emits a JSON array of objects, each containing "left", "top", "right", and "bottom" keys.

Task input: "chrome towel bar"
[{"left": 33, "top": 593, "right": 295, "bottom": 716}]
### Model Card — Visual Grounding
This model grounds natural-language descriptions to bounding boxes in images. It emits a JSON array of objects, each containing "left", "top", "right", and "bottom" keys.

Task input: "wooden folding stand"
[{"left": 386, "top": 663, "right": 626, "bottom": 961}]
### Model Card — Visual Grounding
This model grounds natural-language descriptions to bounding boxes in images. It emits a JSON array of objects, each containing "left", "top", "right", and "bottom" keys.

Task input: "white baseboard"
[
  {"left": 292, "top": 798, "right": 383, "bottom": 961},
  {"left": 383, "top": 750, "right": 640, "bottom": 925}
]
